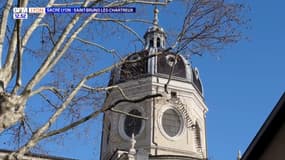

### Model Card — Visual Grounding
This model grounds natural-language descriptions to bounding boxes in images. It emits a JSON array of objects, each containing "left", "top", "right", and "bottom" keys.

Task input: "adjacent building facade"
[{"left": 241, "top": 93, "right": 285, "bottom": 160}]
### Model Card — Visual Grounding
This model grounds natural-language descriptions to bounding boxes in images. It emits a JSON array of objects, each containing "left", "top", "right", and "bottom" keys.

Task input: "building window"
[
  {"left": 157, "top": 54, "right": 186, "bottom": 78},
  {"left": 124, "top": 109, "right": 142, "bottom": 137},
  {"left": 157, "top": 37, "right": 161, "bottom": 48},
  {"left": 171, "top": 91, "right": 177, "bottom": 99},
  {"left": 120, "top": 52, "right": 147, "bottom": 81},
  {"left": 162, "top": 109, "right": 182, "bottom": 137},
  {"left": 150, "top": 39, "right": 154, "bottom": 47}
]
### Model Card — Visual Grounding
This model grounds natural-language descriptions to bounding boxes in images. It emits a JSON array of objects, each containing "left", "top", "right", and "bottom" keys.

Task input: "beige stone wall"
[
  {"left": 150, "top": 76, "right": 207, "bottom": 159},
  {"left": 101, "top": 77, "right": 153, "bottom": 160}
]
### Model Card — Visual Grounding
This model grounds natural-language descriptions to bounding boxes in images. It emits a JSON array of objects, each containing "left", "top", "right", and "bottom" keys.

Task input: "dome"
[
  {"left": 108, "top": 6, "right": 203, "bottom": 95},
  {"left": 108, "top": 49, "right": 203, "bottom": 95}
]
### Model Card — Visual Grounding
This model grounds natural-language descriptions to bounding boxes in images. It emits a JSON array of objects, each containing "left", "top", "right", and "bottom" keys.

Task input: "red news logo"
[{"left": 29, "top": 7, "right": 45, "bottom": 13}]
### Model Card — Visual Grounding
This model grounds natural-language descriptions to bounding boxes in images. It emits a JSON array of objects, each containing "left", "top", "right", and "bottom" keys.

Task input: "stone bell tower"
[{"left": 100, "top": 6, "right": 208, "bottom": 160}]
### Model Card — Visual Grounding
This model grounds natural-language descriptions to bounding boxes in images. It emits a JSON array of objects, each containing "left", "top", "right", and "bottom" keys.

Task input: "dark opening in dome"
[
  {"left": 157, "top": 53, "right": 186, "bottom": 78},
  {"left": 120, "top": 51, "right": 148, "bottom": 82}
]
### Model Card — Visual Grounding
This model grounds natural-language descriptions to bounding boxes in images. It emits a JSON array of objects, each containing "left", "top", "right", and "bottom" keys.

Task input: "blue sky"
[
  {"left": 194, "top": 1, "right": 285, "bottom": 159},
  {"left": 1, "top": 1, "right": 285, "bottom": 160}
]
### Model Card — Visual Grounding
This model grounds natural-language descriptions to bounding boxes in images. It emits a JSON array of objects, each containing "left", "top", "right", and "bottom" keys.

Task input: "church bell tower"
[{"left": 100, "top": 6, "right": 208, "bottom": 160}]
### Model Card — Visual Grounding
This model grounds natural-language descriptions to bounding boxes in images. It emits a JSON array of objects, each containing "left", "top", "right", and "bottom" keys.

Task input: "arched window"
[
  {"left": 157, "top": 37, "right": 161, "bottom": 48},
  {"left": 149, "top": 38, "right": 154, "bottom": 47}
]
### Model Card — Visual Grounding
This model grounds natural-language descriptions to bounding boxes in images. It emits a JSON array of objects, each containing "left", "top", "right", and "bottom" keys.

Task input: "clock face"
[{"left": 124, "top": 109, "right": 142, "bottom": 137}]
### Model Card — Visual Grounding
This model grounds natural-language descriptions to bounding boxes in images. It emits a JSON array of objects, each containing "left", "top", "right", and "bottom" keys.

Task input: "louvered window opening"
[{"left": 195, "top": 123, "right": 202, "bottom": 148}]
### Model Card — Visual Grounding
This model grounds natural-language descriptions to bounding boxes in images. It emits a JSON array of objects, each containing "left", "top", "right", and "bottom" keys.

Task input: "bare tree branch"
[
  {"left": 75, "top": 37, "right": 116, "bottom": 55},
  {"left": 0, "top": 0, "right": 13, "bottom": 68},
  {"left": 23, "top": 0, "right": 140, "bottom": 94},
  {"left": 83, "top": 85, "right": 130, "bottom": 100},
  {"left": 110, "top": 108, "right": 148, "bottom": 120},
  {"left": 22, "top": 0, "right": 95, "bottom": 94},
  {"left": 4, "top": 0, "right": 28, "bottom": 71},
  {"left": 174, "top": 0, "right": 246, "bottom": 55},
  {"left": 94, "top": 17, "right": 144, "bottom": 44},
  {"left": 22, "top": 0, "right": 172, "bottom": 93},
  {"left": 23, "top": 117, "right": 34, "bottom": 134},
  {"left": 38, "top": 23, "right": 56, "bottom": 46},
  {"left": 12, "top": 16, "right": 23, "bottom": 94},
  {"left": 9, "top": 79, "right": 87, "bottom": 159},
  {"left": 40, "top": 108, "right": 103, "bottom": 140},
  {"left": 38, "top": 93, "right": 59, "bottom": 110},
  {"left": 40, "top": 93, "right": 161, "bottom": 139},
  {"left": 164, "top": 54, "right": 178, "bottom": 93},
  {"left": 94, "top": 17, "right": 152, "bottom": 25},
  {"left": 21, "top": 0, "right": 56, "bottom": 52},
  {"left": 30, "top": 86, "right": 62, "bottom": 98}
]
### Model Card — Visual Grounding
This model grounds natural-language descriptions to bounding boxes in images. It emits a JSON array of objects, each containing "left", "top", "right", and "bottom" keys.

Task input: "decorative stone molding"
[{"left": 168, "top": 97, "right": 194, "bottom": 128}]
